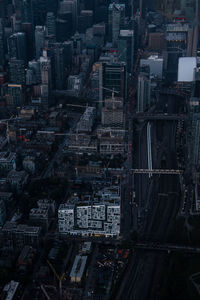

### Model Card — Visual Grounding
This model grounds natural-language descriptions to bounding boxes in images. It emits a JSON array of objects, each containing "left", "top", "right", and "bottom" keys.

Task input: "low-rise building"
[
  {"left": 0, "top": 192, "right": 13, "bottom": 209},
  {"left": 58, "top": 185, "right": 120, "bottom": 237},
  {"left": 1, "top": 281, "right": 20, "bottom": 300},
  {"left": 66, "top": 133, "right": 98, "bottom": 154},
  {"left": 0, "top": 152, "right": 16, "bottom": 174},
  {"left": 76, "top": 107, "right": 96, "bottom": 133},
  {"left": 23, "top": 155, "right": 36, "bottom": 174},
  {"left": 37, "top": 199, "right": 56, "bottom": 217},
  {"left": 2, "top": 222, "right": 41, "bottom": 250},
  {"left": 7, "top": 170, "right": 29, "bottom": 193},
  {"left": 29, "top": 208, "right": 49, "bottom": 231}
]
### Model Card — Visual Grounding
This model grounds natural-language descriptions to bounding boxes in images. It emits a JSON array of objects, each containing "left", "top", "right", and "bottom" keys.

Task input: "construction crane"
[{"left": 47, "top": 260, "right": 65, "bottom": 298}]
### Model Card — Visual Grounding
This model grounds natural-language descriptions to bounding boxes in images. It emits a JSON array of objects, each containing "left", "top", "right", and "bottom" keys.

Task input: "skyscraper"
[
  {"left": 52, "top": 43, "right": 66, "bottom": 90},
  {"left": 118, "top": 29, "right": 134, "bottom": 74},
  {"left": 9, "top": 59, "right": 26, "bottom": 85},
  {"left": 0, "top": 18, "right": 5, "bottom": 67},
  {"left": 6, "top": 84, "right": 24, "bottom": 107},
  {"left": 20, "top": 0, "right": 33, "bottom": 24},
  {"left": 137, "top": 73, "right": 151, "bottom": 112},
  {"left": 8, "top": 32, "right": 27, "bottom": 63},
  {"left": 108, "top": 3, "right": 125, "bottom": 46},
  {"left": 46, "top": 12, "right": 56, "bottom": 37},
  {"left": 21, "top": 22, "right": 34, "bottom": 61},
  {"left": 180, "top": 0, "right": 198, "bottom": 21},
  {"left": 59, "top": 0, "right": 78, "bottom": 32},
  {"left": 99, "top": 61, "right": 127, "bottom": 116},
  {"left": 35, "top": 26, "right": 45, "bottom": 59}
]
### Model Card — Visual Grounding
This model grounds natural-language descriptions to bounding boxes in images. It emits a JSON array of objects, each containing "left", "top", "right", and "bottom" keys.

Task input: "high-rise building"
[
  {"left": 26, "top": 60, "right": 41, "bottom": 85},
  {"left": 180, "top": 0, "right": 198, "bottom": 21},
  {"left": 46, "top": 12, "right": 56, "bottom": 37},
  {"left": 0, "top": 0, "right": 6, "bottom": 18},
  {"left": 39, "top": 55, "right": 52, "bottom": 87},
  {"left": 137, "top": 73, "right": 151, "bottom": 113},
  {"left": 7, "top": 32, "right": 27, "bottom": 63},
  {"left": 35, "top": 26, "right": 45, "bottom": 59},
  {"left": 9, "top": 59, "right": 26, "bottom": 85},
  {"left": 20, "top": 0, "right": 33, "bottom": 24},
  {"left": 59, "top": 0, "right": 78, "bottom": 32},
  {"left": 39, "top": 55, "right": 52, "bottom": 108},
  {"left": 118, "top": 29, "right": 134, "bottom": 74},
  {"left": 56, "top": 12, "right": 73, "bottom": 42},
  {"left": 165, "top": 23, "right": 188, "bottom": 82},
  {"left": 6, "top": 84, "right": 24, "bottom": 107},
  {"left": 78, "top": 10, "right": 93, "bottom": 33},
  {"left": 0, "top": 199, "right": 6, "bottom": 227},
  {"left": 0, "top": 18, "right": 5, "bottom": 67},
  {"left": 52, "top": 43, "right": 66, "bottom": 90},
  {"left": 21, "top": 22, "right": 34, "bottom": 61},
  {"left": 32, "top": 0, "right": 47, "bottom": 26},
  {"left": 108, "top": 3, "right": 125, "bottom": 46},
  {"left": 99, "top": 62, "right": 127, "bottom": 106}
]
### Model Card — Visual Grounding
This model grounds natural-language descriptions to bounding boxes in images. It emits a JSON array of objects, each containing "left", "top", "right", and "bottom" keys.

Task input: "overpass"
[
  {"left": 159, "top": 87, "right": 190, "bottom": 97},
  {"left": 132, "top": 113, "right": 187, "bottom": 121},
  {"left": 131, "top": 168, "right": 183, "bottom": 175}
]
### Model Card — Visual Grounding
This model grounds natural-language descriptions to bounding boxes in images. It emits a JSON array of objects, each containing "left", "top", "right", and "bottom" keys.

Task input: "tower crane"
[{"left": 47, "top": 260, "right": 65, "bottom": 298}]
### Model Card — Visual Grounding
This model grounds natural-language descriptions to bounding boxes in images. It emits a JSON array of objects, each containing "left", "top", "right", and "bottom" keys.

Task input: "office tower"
[
  {"left": 35, "top": 26, "right": 45, "bottom": 59},
  {"left": 137, "top": 73, "right": 151, "bottom": 113},
  {"left": 100, "top": 62, "right": 127, "bottom": 100},
  {"left": 59, "top": 0, "right": 77, "bottom": 32},
  {"left": 51, "top": 43, "right": 66, "bottom": 90},
  {"left": 26, "top": 60, "right": 41, "bottom": 85},
  {"left": 46, "top": 12, "right": 56, "bottom": 37},
  {"left": 99, "top": 62, "right": 127, "bottom": 116},
  {"left": 0, "top": 200, "right": 6, "bottom": 226},
  {"left": 20, "top": 0, "right": 33, "bottom": 24},
  {"left": 6, "top": 84, "right": 24, "bottom": 107},
  {"left": 63, "top": 41, "right": 73, "bottom": 67},
  {"left": 32, "top": 0, "right": 47, "bottom": 25},
  {"left": 7, "top": 32, "right": 27, "bottom": 63},
  {"left": 9, "top": 59, "right": 26, "bottom": 85},
  {"left": 70, "top": 32, "right": 82, "bottom": 55},
  {"left": 84, "top": 0, "right": 108, "bottom": 23},
  {"left": 11, "top": 15, "right": 22, "bottom": 33},
  {"left": 78, "top": 10, "right": 93, "bottom": 33},
  {"left": 37, "top": 55, "right": 52, "bottom": 108},
  {"left": 118, "top": 29, "right": 134, "bottom": 74},
  {"left": 39, "top": 56, "right": 52, "bottom": 87},
  {"left": 180, "top": 0, "right": 198, "bottom": 21},
  {"left": 0, "top": 0, "right": 6, "bottom": 18},
  {"left": 21, "top": 22, "right": 34, "bottom": 61},
  {"left": 56, "top": 12, "right": 73, "bottom": 42},
  {"left": 46, "top": 0, "right": 58, "bottom": 15},
  {"left": 0, "top": 19, "right": 5, "bottom": 67},
  {"left": 165, "top": 23, "right": 188, "bottom": 82},
  {"left": 108, "top": 3, "right": 125, "bottom": 46}
]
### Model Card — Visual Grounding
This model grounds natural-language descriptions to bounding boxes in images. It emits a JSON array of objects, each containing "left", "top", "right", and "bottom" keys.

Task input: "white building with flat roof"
[
  {"left": 58, "top": 186, "right": 121, "bottom": 237},
  {"left": 178, "top": 57, "right": 197, "bottom": 82}
]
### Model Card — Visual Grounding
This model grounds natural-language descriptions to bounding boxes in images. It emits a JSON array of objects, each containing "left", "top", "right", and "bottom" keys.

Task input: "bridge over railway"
[
  {"left": 131, "top": 169, "right": 183, "bottom": 175},
  {"left": 132, "top": 113, "right": 187, "bottom": 121},
  {"left": 135, "top": 242, "right": 200, "bottom": 254}
]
